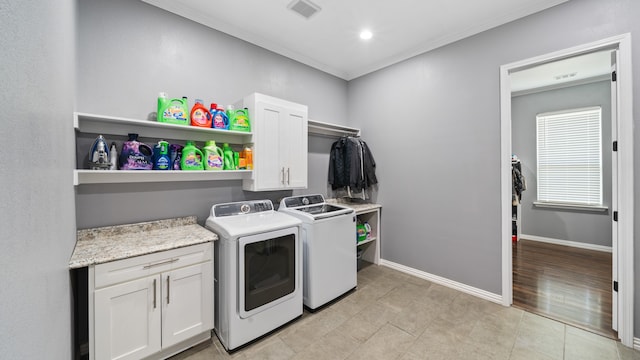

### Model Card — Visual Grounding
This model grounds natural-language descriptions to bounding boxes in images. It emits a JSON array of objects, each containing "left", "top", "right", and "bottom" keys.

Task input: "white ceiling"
[
  {"left": 510, "top": 50, "right": 613, "bottom": 93},
  {"left": 142, "top": 0, "right": 570, "bottom": 80}
]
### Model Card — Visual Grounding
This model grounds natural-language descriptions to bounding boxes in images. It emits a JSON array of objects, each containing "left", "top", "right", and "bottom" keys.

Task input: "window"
[{"left": 536, "top": 107, "right": 602, "bottom": 207}]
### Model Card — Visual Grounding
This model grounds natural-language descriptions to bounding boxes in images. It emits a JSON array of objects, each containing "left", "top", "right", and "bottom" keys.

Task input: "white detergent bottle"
[{"left": 109, "top": 142, "right": 118, "bottom": 170}]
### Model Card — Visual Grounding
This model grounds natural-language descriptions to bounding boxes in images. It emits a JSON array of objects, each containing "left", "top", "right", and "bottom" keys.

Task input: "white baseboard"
[
  {"left": 520, "top": 234, "right": 612, "bottom": 253},
  {"left": 379, "top": 259, "right": 503, "bottom": 305}
]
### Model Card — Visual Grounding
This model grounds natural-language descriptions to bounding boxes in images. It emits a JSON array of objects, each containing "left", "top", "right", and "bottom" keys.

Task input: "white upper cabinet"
[{"left": 238, "top": 93, "right": 308, "bottom": 191}]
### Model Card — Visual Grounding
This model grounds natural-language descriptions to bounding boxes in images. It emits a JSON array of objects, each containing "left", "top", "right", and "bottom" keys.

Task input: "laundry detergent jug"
[
  {"left": 119, "top": 133, "right": 153, "bottom": 170},
  {"left": 157, "top": 93, "right": 189, "bottom": 126},
  {"left": 190, "top": 99, "right": 212, "bottom": 127},
  {"left": 228, "top": 107, "right": 251, "bottom": 132},
  {"left": 212, "top": 105, "right": 229, "bottom": 130},
  {"left": 180, "top": 141, "right": 204, "bottom": 170},
  {"left": 203, "top": 140, "right": 223, "bottom": 170}
]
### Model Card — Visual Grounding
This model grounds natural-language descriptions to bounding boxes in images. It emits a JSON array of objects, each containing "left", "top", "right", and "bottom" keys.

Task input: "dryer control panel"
[{"left": 212, "top": 200, "right": 274, "bottom": 217}]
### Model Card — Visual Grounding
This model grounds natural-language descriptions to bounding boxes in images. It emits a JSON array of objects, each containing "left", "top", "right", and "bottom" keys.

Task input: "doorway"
[
  {"left": 499, "top": 34, "right": 634, "bottom": 347},
  {"left": 509, "top": 50, "right": 615, "bottom": 337}
]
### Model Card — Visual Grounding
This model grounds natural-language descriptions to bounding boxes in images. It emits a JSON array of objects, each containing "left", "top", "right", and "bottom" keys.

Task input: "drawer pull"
[{"left": 143, "top": 258, "right": 178, "bottom": 269}]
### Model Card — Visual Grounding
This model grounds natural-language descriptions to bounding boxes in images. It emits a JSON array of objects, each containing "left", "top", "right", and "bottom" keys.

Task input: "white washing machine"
[
  {"left": 205, "top": 200, "right": 302, "bottom": 351},
  {"left": 279, "top": 194, "right": 357, "bottom": 310}
]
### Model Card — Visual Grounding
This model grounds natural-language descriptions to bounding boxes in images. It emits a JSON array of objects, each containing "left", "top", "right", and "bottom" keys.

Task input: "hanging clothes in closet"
[
  {"left": 512, "top": 158, "right": 526, "bottom": 205},
  {"left": 328, "top": 136, "right": 377, "bottom": 199}
]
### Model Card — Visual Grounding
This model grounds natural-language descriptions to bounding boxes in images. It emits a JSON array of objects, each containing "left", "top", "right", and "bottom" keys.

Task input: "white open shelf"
[
  {"left": 74, "top": 112, "right": 254, "bottom": 185},
  {"left": 357, "top": 237, "right": 377, "bottom": 247},
  {"left": 307, "top": 119, "right": 360, "bottom": 138},
  {"left": 75, "top": 112, "right": 253, "bottom": 144},
  {"left": 74, "top": 170, "right": 252, "bottom": 185}
]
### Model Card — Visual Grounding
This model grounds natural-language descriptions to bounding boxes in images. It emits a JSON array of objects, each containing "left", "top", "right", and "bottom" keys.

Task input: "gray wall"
[
  {"left": 4, "top": 1, "right": 640, "bottom": 357},
  {"left": 0, "top": 0, "right": 76, "bottom": 358},
  {"left": 75, "top": 0, "right": 348, "bottom": 229},
  {"left": 512, "top": 80, "right": 612, "bottom": 247},
  {"left": 347, "top": 0, "right": 640, "bottom": 335}
]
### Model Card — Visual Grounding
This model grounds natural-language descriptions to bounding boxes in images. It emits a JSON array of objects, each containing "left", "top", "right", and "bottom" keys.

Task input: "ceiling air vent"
[
  {"left": 554, "top": 72, "right": 577, "bottom": 81},
  {"left": 287, "top": 0, "right": 321, "bottom": 19}
]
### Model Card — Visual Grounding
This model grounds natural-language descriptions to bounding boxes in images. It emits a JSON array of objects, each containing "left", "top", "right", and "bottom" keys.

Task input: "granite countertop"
[
  {"left": 326, "top": 198, "right": 382, "bottom": 214},
  {"left": 69, "top": 216, "right": 217, "bottom": 269}
]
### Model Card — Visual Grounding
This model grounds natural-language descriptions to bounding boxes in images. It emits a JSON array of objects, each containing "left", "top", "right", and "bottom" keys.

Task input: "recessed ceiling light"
[{"left": 359, "top": 30, "right": 373, "bottom": 40}]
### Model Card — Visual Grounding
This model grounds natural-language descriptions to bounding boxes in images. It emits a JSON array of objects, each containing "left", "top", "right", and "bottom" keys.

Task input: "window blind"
[{"left": 536, "top": 107, "right": 602, "bottom": 206}]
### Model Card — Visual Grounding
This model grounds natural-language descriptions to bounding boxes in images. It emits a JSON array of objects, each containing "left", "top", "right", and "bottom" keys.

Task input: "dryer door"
[{"left": 238, "top": 226, "right": 299, "bottom": 319}]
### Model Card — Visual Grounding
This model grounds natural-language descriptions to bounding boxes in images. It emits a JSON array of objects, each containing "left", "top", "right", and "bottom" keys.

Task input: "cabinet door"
[
  {"left": 94, "top": 276, "right": 161, "bottom": 360},
  {"left": 162, "top": 261, "right": 214, "bottom": 348},
  {"left": 280, "top": 108, "right": 308, "bottom": 189},
  {"left": 254, "top": 101, "right": 286, "bottom": 190}
]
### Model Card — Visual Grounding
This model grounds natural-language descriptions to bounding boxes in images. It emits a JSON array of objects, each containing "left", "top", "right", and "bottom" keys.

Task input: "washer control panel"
[{"left": 282, "top": 194, "right": 325, "bottom": 208}]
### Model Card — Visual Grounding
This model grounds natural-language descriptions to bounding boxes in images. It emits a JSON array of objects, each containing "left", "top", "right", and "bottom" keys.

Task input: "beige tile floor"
[{"left": 173, "top": 264, "right": 640, "bottom": 360}]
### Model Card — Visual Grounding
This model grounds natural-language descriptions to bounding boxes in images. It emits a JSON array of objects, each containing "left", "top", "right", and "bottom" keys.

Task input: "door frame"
[{"left": 499, "top": 33, "right": 634, "bottom": 347}]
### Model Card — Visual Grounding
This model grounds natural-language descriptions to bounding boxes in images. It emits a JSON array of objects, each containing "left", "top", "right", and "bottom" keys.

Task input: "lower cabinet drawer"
[{"left": 94, "top": 242, "right": 212, "bottom": 289}]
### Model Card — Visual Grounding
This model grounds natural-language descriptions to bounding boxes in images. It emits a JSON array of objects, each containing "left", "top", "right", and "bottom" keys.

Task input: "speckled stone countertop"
[
  {"left": 326, "top": 198, "right": 381, "bottom": 214},
  {"left": 69, "top": 216, "right": 217, "bottom": 269}
]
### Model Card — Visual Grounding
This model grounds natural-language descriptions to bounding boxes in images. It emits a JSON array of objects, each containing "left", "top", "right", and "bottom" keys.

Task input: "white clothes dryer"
[
  {"left": 205, "top": 200, "right": 302, "bottom": 351},
  {"left": 279, "top": 194, "right": 357, "bottom": 310}
]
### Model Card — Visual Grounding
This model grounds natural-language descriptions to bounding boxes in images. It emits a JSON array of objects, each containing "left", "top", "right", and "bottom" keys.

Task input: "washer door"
[{"left": 238, "top": 226, "right": 299, "bottom": 319}]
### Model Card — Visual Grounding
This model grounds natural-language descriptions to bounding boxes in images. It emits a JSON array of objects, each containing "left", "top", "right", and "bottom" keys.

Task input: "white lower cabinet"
[
  {"left": 161, "top": 262, "right": 213, "bottom": 348},
  {"left": 91, "top": 243, "right": 213, "bottom": 360},
  {"left": 94, "top": 276, "right": 162, "bottom": 360}
]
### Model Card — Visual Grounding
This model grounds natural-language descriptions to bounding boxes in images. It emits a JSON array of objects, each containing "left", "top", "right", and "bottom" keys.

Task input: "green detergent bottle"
[
  {"left": 203, "top": 141, "right": 223, "bottom": 170},
  {"left": 222, "top": 143, "right": 234, "bottom": 170},
  {"left": 227, "top": 107, "right": 251, "bottom": 132},
  {"left": 180, "top": 141, "right": 204, "bottom": 170},
  {"left": 157, "top": 93, "right": 189, "bottom": 126}
]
